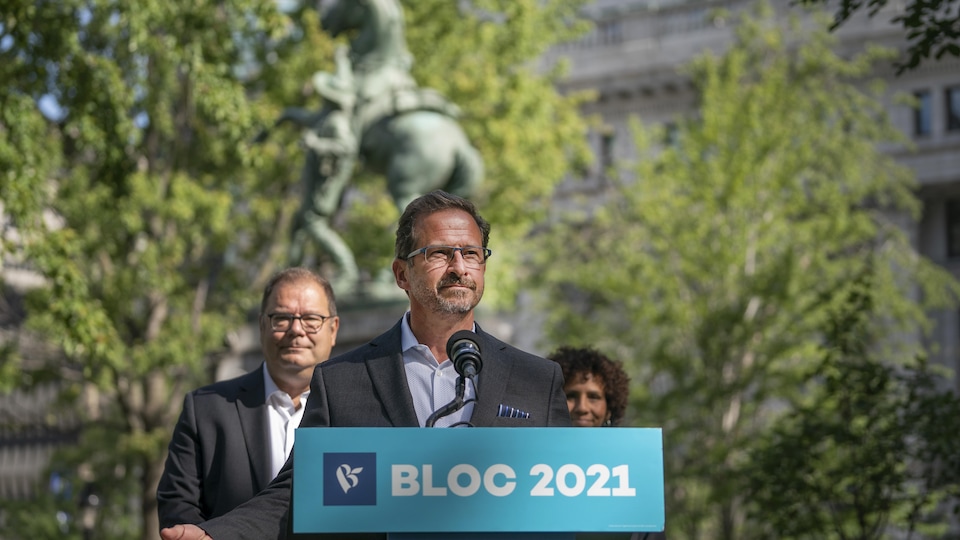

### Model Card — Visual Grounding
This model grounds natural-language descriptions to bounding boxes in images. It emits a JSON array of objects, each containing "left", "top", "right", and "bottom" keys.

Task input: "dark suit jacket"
[
  {"left": 157, "top": 366, "right": 274, "bottom": 529},
  {"left": 200, "top": 321, "right": 571, "bottom": 540}
]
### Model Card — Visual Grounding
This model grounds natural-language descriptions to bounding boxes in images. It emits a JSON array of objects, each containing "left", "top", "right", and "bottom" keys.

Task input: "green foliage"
[
  {"left": 745, "top": 274, "right": 960, "bottom": 539},
  {"left": 747, "top": 355, "right": 960, "bottom": 539},
  {"left": 532, "top": 4, "right": 960, "bottom": 539},
  {"left": 1, "top": 0, "right": 593, "bottom": 537},
  {"left": 3, "top": 491, "right": 81, "bottom": 539},
  {"left": 0, "top": 93, "right": 56, "bottom": 238},
  {"left": 0, "top": 0, "right": 332, "bottom": 537},
  {"left": 2, "top": 434, "right": 145, "bottom": 539},
  {"left": 793, "top": 0, "right": 960, "bottom": 73}
]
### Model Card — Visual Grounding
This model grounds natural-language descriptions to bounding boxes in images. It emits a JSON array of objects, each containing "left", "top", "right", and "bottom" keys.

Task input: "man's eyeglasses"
[
  {"left": 266, "top": 313, "right": 333, "bottom": 333},
  {"left": 404, "top": 245, "right": 492, "bottom": 268}
]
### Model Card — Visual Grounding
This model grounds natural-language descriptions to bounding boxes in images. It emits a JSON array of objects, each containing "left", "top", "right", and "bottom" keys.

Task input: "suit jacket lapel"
[
  {"left": 237, "top": 367, "right": 272, "bottom": 490},
  {"left": 470, "top": 326, "right": 513, "bottom": 427},
  {"left": 366, "top": 322, "right": 420, "bottom": 427}
]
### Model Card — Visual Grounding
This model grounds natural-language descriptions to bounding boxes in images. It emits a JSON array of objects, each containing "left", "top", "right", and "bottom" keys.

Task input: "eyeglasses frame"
[
  {"left": 265, "top": 312, "right": 334, "bottom": 334},
  {"left": 403, "top": 245, "right": 492, "bottom": 267}
]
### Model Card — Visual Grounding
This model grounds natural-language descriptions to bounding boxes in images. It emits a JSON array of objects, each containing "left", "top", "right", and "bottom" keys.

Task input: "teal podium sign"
[{"left": 292, "top": 427, "right": 664, "bottom": 535}]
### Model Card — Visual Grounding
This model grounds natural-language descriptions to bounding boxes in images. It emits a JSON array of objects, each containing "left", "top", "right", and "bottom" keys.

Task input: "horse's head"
[{"left": 318, "top": 0, "right": 369, "bottom": 38}]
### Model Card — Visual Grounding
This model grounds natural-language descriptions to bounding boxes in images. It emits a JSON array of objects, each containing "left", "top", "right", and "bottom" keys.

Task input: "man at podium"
[{"left": 161, "top": 191, "right": 571, "bottom": 540}]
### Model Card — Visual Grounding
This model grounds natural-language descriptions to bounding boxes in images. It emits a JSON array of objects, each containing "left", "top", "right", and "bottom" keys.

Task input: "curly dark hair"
[{"left": 548, "top": 346, "right": 630, "bottom": 426}]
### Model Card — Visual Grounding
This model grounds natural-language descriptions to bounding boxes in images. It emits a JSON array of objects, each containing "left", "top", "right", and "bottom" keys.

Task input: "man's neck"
[
  {"left": 407, "top": 310, "right": 474, "bottom": 362},
  {"left": 265, "top": 366, "right": 312, "bottom": 409}
]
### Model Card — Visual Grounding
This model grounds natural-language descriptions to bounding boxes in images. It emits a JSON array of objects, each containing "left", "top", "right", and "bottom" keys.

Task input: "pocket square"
[{"left": 497, "top": 404, "right": 530, "bottom": 419}]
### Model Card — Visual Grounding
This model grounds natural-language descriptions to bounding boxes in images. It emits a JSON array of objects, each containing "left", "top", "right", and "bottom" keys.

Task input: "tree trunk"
[{"left": 141, "top": 454, "right": 164, "bottom": 540}]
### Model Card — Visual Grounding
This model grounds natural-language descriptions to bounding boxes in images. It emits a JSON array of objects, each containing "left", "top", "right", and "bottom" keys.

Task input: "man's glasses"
[
  {"left": 404, "top": 245, "right": 492, "bottom": 268},
  {"left": 266, "top": 313, "right": 333, "bottom": 333}
]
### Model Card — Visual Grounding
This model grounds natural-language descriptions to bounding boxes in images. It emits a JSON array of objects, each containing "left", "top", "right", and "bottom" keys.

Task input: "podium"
[{"left": 292, "top": 428, "right": 664, "bottom": 538}]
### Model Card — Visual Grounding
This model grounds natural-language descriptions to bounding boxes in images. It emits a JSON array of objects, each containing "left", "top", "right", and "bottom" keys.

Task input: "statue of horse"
[
  {"left": 315, "top": 0, "right": 484, "bottom": 207},
  {"left": 271, "top": 98, "right": 483, "bottom": 293},
  {"left": 265, "top": 0, "right": 485, "bottom": 293}
]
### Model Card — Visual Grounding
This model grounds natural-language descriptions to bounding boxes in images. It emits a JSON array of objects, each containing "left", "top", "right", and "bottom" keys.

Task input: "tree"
[
  {"left": 531, "top": 4, "right": 960, "bottom": 538},
  {"left": 1, "top": 1, "right": 329, "bottom": 537},
  {"left": 744, "top": 270, "right": 960, "bottom": 539},
  {"left": 0, "top": 1, "right": 592, "bottom": 538},
  {"left": 793, "top": 0, "right": 960, "bottom": 73}
]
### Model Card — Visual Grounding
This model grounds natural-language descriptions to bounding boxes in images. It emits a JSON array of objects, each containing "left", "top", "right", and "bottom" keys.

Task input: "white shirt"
[
  {"left": 263, "top": 363, "right": 309, "bottom": 480},
  {"left": 400, "top": 312, "right": 477, "bottom": 428}
]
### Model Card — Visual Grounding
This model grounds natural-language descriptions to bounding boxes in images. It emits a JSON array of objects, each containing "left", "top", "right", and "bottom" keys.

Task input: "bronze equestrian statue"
[{"left": 263, "top": 0, "right": 484, "bottom": 294}]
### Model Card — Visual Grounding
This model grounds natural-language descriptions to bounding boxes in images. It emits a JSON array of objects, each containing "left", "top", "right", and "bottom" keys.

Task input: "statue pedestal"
[{"left": 332, "top": 294, "right": 409, "bottom": 356}]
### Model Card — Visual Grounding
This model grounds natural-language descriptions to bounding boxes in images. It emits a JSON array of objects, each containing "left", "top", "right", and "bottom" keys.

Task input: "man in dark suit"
[
  {"left": 156, "top": 267, "right": 340, "bottom": 528},
  {"left": 161, "top": 191, "right": 570, "bottom": 540}
]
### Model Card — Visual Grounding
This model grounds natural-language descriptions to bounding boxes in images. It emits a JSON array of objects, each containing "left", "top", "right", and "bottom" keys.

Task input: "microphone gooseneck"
[{"left": 425, "top": 331, "right": 483, "bottom": 427}]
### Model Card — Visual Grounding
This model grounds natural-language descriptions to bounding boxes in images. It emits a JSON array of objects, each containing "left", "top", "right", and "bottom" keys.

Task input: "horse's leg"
[{"left": 445, "top": 142, "right": 484, "bottom": 198}]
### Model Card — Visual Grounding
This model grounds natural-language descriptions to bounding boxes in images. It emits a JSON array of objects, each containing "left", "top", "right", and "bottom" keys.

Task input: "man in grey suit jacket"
[
  {"left": 161, "top": 191, "right": 571, "bottom": 540},
  {"left": 157, "top": 267, "right": 340, "bottom": 528},
  {"left": 308, "top": 320, "right": 569, "bottom": 429}
]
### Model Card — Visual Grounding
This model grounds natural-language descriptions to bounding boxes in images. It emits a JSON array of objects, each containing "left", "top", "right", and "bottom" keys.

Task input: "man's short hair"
[
  {"left": 260, "top": 267, "right": 337, "bottom": 316},
  {"left": 394, "top": 190, "right": 491, "bottom": 260}
]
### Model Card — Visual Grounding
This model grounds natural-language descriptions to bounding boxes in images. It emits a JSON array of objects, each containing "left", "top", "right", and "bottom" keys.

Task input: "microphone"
[
  {"left": 425, "top": 331, "right": 483, "bottom": 427},
  {"left": 447, "top": 330, "right": 482, "bottom": 380}
]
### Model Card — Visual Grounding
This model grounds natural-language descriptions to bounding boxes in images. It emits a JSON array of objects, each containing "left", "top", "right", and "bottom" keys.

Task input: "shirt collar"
[
  {"left": 262, "top": 362, "right": 310, "bottom": 403},
  {"left": 399, "top": 311, "right": 419, "bottom": 353},
  {"left": 399, "top": 311, "right": 477, "bottom": 355},
  {"left": 263, "top": 362, "right": 280, "bottom": 399}
]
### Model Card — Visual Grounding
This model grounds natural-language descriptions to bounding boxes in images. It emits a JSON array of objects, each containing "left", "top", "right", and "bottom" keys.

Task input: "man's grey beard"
[
  {"left": 420, "top": 274, "right": 481, "bottom": 315},
  {"left": 434, "top": 288, "right": 478, "bottom": 314}
]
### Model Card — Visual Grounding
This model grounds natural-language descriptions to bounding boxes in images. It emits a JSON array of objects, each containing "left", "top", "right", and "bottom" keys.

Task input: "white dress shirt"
[
  {"left": 400, "top": 312, "right": 477, "bottom": 427},
  {"left": 263, "top": 363, "right": 309, "bottom": 479}
]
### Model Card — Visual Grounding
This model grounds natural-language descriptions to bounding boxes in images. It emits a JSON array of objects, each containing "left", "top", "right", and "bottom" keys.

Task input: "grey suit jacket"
[
  {"left": 157, "top": 366, "right": 274, "bottom": 529},
  {"left": 200, "top": 321, "right": 571, "bottom": 540}
]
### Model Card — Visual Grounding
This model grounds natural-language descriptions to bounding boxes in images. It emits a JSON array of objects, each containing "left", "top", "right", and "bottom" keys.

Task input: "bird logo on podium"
[
  {"left": 336, "top": 464, "right": 363, "bottom": 493},
  {"left": 323, "top": 453, "right": 377, "bottom": 506}
]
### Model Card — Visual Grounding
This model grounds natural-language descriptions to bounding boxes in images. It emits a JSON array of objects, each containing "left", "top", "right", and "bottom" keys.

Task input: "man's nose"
[
  {"left": 447, "top": 249, "right": 468, "bottom": 272},
  {"left": 288, "top": 317, "right": 307, "bottom": 335}
]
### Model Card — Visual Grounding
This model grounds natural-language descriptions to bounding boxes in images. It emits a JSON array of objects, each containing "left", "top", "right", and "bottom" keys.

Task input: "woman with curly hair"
[{"left": 548, "top": 346, "right": 630, "bottom": 427}]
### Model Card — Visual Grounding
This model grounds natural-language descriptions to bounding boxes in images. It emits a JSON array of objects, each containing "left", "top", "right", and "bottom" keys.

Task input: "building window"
[
  {"left": 914, "top": 90, "right": 932, "bottom": 136},
  {"left": 663, "top": 121, "right": 679, "bottom": 146},
  {"left": 596, "top": 20, "right": 623, "bottom": 46},
  {"left": 947, "top": 86, "right": 960, "bottom": 132},
  {"left": 947, "top": 199, "right": 960, "bottom": 258},
  {"left": 600, "top": 128, "right": 615, "bottom": 179}
]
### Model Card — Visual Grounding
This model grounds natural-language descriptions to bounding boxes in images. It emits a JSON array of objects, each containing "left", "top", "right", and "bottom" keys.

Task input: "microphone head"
[{"left": 447, "top": 330, "right": 482, "bottom": 377}]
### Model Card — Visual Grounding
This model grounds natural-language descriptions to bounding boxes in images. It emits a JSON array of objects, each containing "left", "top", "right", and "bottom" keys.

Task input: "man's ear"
[{"left": 392, "top": 258, "right": 409, "bottom": 291}]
